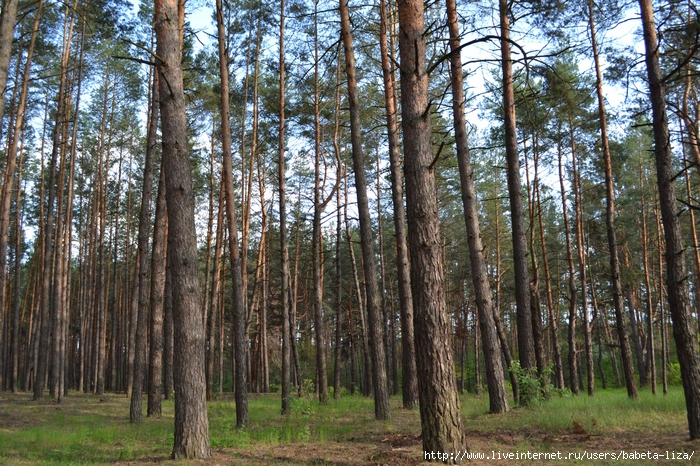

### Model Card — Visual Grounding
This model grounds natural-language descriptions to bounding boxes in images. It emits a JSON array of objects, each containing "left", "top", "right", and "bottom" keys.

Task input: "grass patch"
[{"left": 0, "top": 387, "right": 696, "bottom": 465}]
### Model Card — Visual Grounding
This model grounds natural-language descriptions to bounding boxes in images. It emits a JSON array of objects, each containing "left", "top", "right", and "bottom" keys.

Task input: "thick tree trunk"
[
  {"left": 155, "top": 0, "right": 211, "bottom": 457},
  {"left": 397, "top": 0, "right": 465, "bottom": 455},
  {"left": 447, "top": 0, "right": 508, "bottom": 413},
  {"left": 639, "top": 0, "right": 700, "bottom": 437},
  {"left": 340, "top": 0, "right": 390, "bottom": 420}
]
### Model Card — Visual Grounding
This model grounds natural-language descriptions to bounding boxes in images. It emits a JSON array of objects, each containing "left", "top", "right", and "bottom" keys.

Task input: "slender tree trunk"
[
  {"left": 557, "top": 134, "right": 579, "bottom": 395},
  {"left": 447, "top": 0, "right": 508, "bottom": 413},
  {"left": 639, "top": 0, "right": 700, "bottom": 436},
  {"left": 155, "top": 0, "right": 211, "bottom": 456},
  {"left": 278, "top": 0, "right": 292, "bottom": 415},
  {"left": 534, "top": 148, "right": 564, "bottom": 389},
  {"left": 378, "top": 0, "right": 418, "bottom": 409},
  {"left": 7, "top": 0, "right": 44, "bottom": 393},
  {"left": 344, "top": 167, "right": 372, "bottom": 397},
  {"left": 340, "top": 0, "right": 390, "bottom": 420},
  {"left": 216, "top": 0, "right": 247, "bottom": 428},
  {"left": 148, "top": 168, "right": 166, "bottom": 418},
  {"left": 569, "top": 121, "right": 594, "bottom": 396},
  {"left": 130, "top": 71, "right": 158, "bottom": 424},
  {"left": 397, "top": 0, "right": 465, "bottom": 454},
  {"left": 34, "top": 2, "right": 75, "bottom": 401},
  {"left": 499, "top": 0, "right": 536, "bottom": 373}
]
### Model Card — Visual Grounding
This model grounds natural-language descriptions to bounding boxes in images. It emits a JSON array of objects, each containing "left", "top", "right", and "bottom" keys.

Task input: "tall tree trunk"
[
  {"left": 34, "top": 1, "right": 75, "bottom": 401},
  {"left": 340, "top": 0, "right": 390, "bottom": 421},
  {"left": 216, "top": 0, "right": 248, "bottom": 428},
  {"left": 378, "top": 0, "right": 418, "bottom": 409},
  {"left": 397, "top": 0, "right": 465, "bottom": 454},
  {"left": 155, "top": 0, "right": 211, "bottom": 457},
  {"left": 499, "top": 0, "right": 536, "bottom": 373},
  {"left": 312, "top": 6, "right": 328, "bottom": 404},
  {"left": 278, "top": 0, "right": 292, "bottom": 416},
  {"left": 569, "top": 121, "right": 594, "bottom": 396},
  {"left": 7, "top": 0, "right": 44, "bottom": 393},
  {"left": 130, "top": 71, "right": 158, "bottom": 424},
  {"left": 447, "top": 0, "right": 508, "bottom": 413},
  {"left": 639, "top": 0, "right": 700, "bottom": 436}
]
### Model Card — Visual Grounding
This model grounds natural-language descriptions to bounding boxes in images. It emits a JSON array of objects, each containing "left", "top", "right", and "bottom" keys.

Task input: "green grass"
[{"left": 0, "top": 387, "right": 696, "bottom": 465}]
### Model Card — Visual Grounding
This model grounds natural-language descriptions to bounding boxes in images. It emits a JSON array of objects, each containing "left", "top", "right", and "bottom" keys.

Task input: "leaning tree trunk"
[
  {"left": 397, "top": 0, "right": 465, "bottom": 455},
  {"left": 447, "top": 0, "right": 508, "bottom": 414},
  {"left": 340, "top": 0, "right": 390, "bottom": 420},
  {"left": 155, "top": 0, "right": 211, "bottom": 457},
  {"left": 639, "top": 0, "right": 700, "bottom": 437}
]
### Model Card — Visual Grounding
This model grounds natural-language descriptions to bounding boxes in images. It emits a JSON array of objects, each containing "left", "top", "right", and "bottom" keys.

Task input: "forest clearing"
[
  {"left": 2, "top": 0, "right": 700, "bottom": 460},
  {"left": 0, "top": 388, "right": 696, "bottom": 465}
]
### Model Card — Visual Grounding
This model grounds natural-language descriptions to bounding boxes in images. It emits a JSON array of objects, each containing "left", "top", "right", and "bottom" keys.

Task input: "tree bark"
[
  {"left": 447, "top": 0, "right": 508, "bottom": 413},
  {"left": 155, "top": 0, "right": 211, "bottom": 457},
  {"left": 148, "top": 168, "right": 167, "bottom": 418},
  {"left": 215, "top": 0, "right": 248, "bottom": 428},
  {"left": 499, "top": 0, "right": 536, "bottom": 373},
  {"left": 340, "top": 0, "right": 390, "bottom": 420},
  {"left": 130, "top": 70, "right": 158, "bottom": 424},
  {"left": 397, "top": 0, "right": 465, "bottom": 455},
  {"left": 278, "top": 0, "right": 292, "bottom": 415},
  {"left": 639, "top": 0, "right": 700, "bottom": 436}
]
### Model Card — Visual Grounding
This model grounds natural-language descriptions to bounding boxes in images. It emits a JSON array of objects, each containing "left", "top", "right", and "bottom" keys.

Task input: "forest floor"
[{"left": 0, "top": 385, "right": 697, "bottom": 465}]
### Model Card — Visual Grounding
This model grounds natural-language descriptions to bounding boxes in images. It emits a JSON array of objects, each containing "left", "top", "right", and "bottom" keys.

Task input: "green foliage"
[
  {"left": 509, "top": 361, "right": 554, "bottom": 406},
  {"left": 668, "top": 363, "right": 683, "bottom": 386}
]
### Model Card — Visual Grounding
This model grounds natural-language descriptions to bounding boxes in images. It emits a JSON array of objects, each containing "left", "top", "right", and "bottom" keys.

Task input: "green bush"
[{"left": 510, "top": 361, "right": 553, "bottom": 406}]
